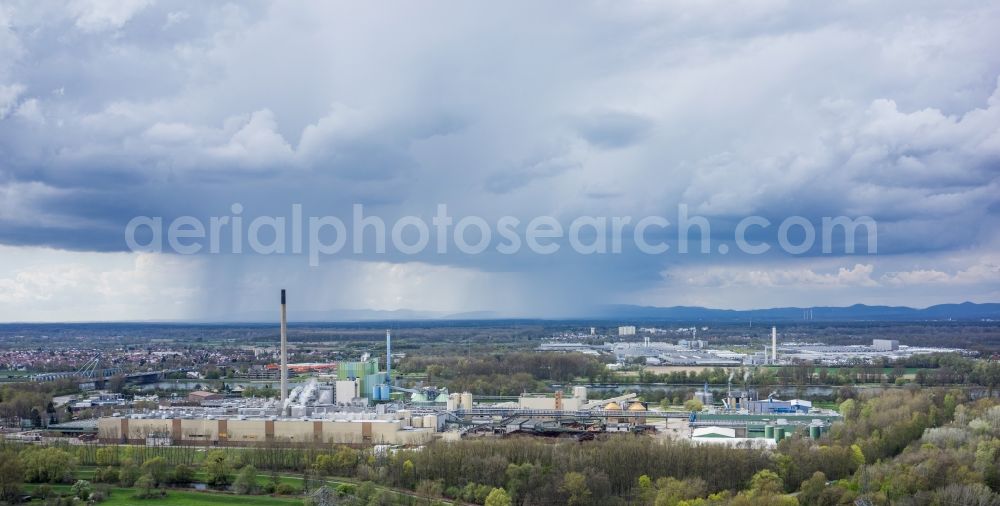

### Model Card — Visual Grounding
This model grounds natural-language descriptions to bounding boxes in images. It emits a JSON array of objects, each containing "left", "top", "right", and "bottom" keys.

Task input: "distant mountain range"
[
  {"left": 587, "top": 302, "right": 1000, "bottom": 322},
  {"left": 221, "top": 301, "right": 1000, "bottom": 323}
]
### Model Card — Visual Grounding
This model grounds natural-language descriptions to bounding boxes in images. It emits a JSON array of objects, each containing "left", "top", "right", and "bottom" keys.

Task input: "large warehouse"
[{"left": 97, "top": 415, "right": 435, "bottom": 446}]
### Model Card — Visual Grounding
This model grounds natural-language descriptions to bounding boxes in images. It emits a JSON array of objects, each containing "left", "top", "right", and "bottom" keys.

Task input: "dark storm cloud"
[
  {"left": 484, "top": 153, "right": 580, "bottom": 194},
  {"left": 571, "top": 111, "right": 652, "bottom": 149},
  {"left": 0, "top": 223, "right": 124, "bottom": 252},
  {"left": 0, "top": 0, "right": 999, "bottom": 316}
]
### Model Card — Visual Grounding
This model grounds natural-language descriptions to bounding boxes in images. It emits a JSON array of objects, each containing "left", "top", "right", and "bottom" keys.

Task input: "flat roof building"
[
  {"left": 692, "top": 426, "right": 736, "bottom": 438},
  {"left": 873, "top": 339, "right": 900, "bottom": 351},
  {"left": 187, "top": 391, "right": 224, "bottom": 404},
  {"left": 98, "top": 415, "right": 434, "bottom": 447}
]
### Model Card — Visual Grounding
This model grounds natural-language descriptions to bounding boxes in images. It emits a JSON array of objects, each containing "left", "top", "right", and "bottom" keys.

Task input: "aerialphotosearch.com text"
[{"left": 124, "top": 204, "right": 878, "bottom": 266}]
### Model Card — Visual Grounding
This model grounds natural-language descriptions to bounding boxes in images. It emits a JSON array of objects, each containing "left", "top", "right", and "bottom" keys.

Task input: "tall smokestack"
[
  {"left": 385, "top": 329, "right": 392, "bottom": 386},
  {"left": 771, "top": 326, "right": 777, "bottom": 364},
  {"left": 280, "top": 289, "right": 288, "bottom": 405}
]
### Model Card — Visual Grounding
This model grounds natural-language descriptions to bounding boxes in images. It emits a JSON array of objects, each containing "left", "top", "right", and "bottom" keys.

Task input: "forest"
[
  {"left": 0, "top": 381, "right": 79, "bottom": 427},
  {"left": 393, "top": 350, "right": 1000, "bottom": 399},
  {"left": 398, "top": 352, "right": 606, "bottom": 395}
]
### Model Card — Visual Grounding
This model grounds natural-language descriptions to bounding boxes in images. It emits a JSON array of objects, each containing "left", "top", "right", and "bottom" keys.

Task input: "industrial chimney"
[
  {"left": 771, "top": 326, "right": 777, "bottom": 364},
  {"left": 385, "top": 329, "right": 392, "bottom": 386},
  {"left": 280, "top": 289, "right": 288, "bottom": 405}
]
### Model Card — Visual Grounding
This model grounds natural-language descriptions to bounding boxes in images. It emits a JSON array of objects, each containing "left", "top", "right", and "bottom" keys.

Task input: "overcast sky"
[{"left": 1, "top": 1, "right": 999, "bottom": 321}]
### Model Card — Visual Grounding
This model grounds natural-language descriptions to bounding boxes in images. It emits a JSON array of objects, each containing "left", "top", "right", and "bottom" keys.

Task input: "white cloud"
[
  {"left": 163, "top": 10, "right": 188, "bottom": 30},
  {"left": 206, "top": 109, "right": 295, "bottom": 169},
  {"left": 0, "top": 246, "right": 202, "bottom": 321},
  {"left": 676, "top": 263, "right": 878, "bottom": 288},
  {"left": 14, "top": 98, "right": 44, "bottom": 124},
  {"left": 0, "top": 181, "right": 75, "bottom": 227},
  {"left": 881, "top": 260, "right": 1000, "bottom": 286},
  {"left": 69, "top": 0, "right": 152, "bottom": 33},
  {"left": 637, "top": 250, "right": 1000, "bottom": 309},
  {"left": 682, "top": 77, "right": 1000, "bottom": 222},
  {"left": 0, "top": 83, "right": 25, "bottom": 119}
]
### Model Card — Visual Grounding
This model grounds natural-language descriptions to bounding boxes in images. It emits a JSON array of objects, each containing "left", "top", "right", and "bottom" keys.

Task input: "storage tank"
[
  {"left": 371, "top": 385, "right": 382, "bottom": 401},
  {"left": 809, "top": 425, "right": 821, "bottom": 439},
  {"left": 461, "top": 392, "right": 473, "bottom": 410},
  {"left": 446, "top": 393, "right": 460, "bottom": 411},
  {"left": 424, "top": 414, "right": 437, "bottom": 432},
  {"left": 764, "top": 425, "right": 774, "bottom": 439},
  {"left": 379, "top": 385, "right": 390, "bottom": 401},
  {"left": 412, "top": 416, "right": 424, "bottom": 428},
  {"left": 774, "top": 427, "right": 785, "bottom": 441},
  {"left": 573, "top": 386, "right": 587, "bottom": 400}
]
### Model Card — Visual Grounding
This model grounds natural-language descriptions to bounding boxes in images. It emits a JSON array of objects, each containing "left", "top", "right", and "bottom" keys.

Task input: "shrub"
[
  {"left": 34, "top": 484, "right": 53, "bottom": 500},
  {"left": 93, "top": 466, "right": 118, "bottom": 484},
  {"left": 204, "top": 450, "right": 231, "bottom": 487},
  {"left": 70, "top": 480, "right": 92, "bottom": 500},
  {"left": 141, "top": 457, "right": 171, "bottom": 486},
  {"left": 172, "top": 464, "right": 194, "bottom": 485},
  {"left": 232, "top": 465, "right": 258, "bottom": 495},
  {"left": 275, "top": 482, "right": 298, "bottom": 495},
  {"left": 134, "top": 473, "right": 164, "bottom": 499},
  {"left": 119, "top": 462, "right": 141, "bottom": 487},
  {"left": 0, "top": 450, "right": 23, "bottom": 504},
  {"left": 21, "top": 447, "right": 77, "bottom": 484}
]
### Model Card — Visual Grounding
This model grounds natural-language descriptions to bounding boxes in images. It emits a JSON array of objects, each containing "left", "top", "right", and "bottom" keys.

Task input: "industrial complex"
[
  {"left": 92, "top": 290, "right": 847, "bottom": 448},
  {"left": 539, "top": 326, "right": 965, "bottom": 367}
]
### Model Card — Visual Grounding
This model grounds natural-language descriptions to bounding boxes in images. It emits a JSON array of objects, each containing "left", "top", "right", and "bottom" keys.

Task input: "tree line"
[
  {"left": 400, "top": 352, "right": 605, "bottom": 395},
  {"left": 2, "top": 386, "right": 999, "bottom": 505}
]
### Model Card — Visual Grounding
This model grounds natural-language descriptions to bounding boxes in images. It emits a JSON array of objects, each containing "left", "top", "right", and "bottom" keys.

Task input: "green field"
[
  {"left": 33, "top": 466, "right": 449, "bottom": 505},
  {"left": 76, "top": 467, "right": 307, "bottom": 489},
  {"left": 25, "top": 485, "right": 304, "bottom": 505}
]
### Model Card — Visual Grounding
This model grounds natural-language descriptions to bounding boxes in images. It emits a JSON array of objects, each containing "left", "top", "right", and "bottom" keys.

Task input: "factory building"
[
  {"left": 692, "top": 426, "right": 736, "bottom": 439},
  {"left": 335, "top": 378, "right": 361, "bottom": 404},
  {"left": 618, "top": 326, "right": 636, "bottom": 336},
  {"left": 97, "top": 415, "right": 434, "bottom": 446},
  {"left": 744, "top": 398, "right": 813, "bottom": 415},
  {"left": 790, "top": 399, "right": 812, "bottom": 413},
  {"left": 187, "top": 391, "right": 223, "bottom": 404},
  {"left": 678, "top": 339, "right": 707, "bottom": 349},
  {"left": 780, "top": 341, "right": 960, "bottom": 365},
  {"left": 411, "top": 389, "right": 450, "bottom": 404},
  {"left": 746, "top": 399, "right": 793, "bottom": 414},
  {"left": 517, "top": 393, "right": 583, "bottom": 411},
  {"left": 337, "top": 358, "right": 379, "bottom": 396},
  {"left": 872, "top": 339, "right": 900, "bottom": 351}
]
